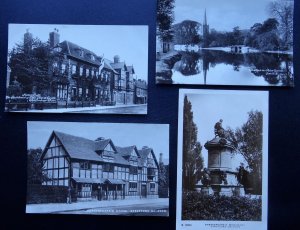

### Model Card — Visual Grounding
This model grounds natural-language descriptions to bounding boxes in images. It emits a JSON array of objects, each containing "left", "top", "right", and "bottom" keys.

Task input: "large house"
[
  {"left": 40, "top": 131, "right": 159, "bottom": 201},
  {"left": 13, "top": 29, "right": 146, "bottom": 106}
]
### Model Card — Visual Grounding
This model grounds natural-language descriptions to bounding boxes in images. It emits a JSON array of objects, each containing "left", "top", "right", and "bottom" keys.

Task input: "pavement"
[
  {"left": 26, "top": 198, "right": 169, "bottom": 214},
  {"left": 12, "top": 103, "right": 147, "bottom": 114}
]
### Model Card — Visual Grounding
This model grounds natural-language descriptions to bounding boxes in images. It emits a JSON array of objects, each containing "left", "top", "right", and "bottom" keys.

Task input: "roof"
[
  {"left": 52, "top": 131, "right": 128, "bottom": 165},
  {"left": 72, "top": 177, "right": 105, "bottom": 184},
  {"left": 115, "top": 146, "right": 138, "bottom": 157},
  {"left": 135, "top": 79, "right": 147, "bottom": 89},
  {"left": 95, "top": 139, "right": 112, "bottom": 151},
  {"left": 59, "top": 41, "right": 103, "bottom": 66},
  {"left": 127, "top": 65, "right": 135, "bottom": 74},
  {"left": 72, "top": 178, "right": 125, "bottom": 185},
  {"left": 138, "top": 147, "right": 159, "bottom": 168},
  {"left": 110, "top": 61, "right": 127, "bottom": 71},
  {"left": 43, "top": 131, "right": 158, "bottom": 168},
  {"left": 103, "top": 59, "right": 118, "bottom": 74},
  {"left": 105, "top": 179, "right": 126, "bottom": 185}
]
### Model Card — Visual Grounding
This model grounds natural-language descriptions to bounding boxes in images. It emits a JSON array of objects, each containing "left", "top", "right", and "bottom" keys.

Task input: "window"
[
  {"left": 150, "top": 183, "right": 155, "bottom": 191},
  {"left": 57, "top": 84, "right": 68, "bottom": 99},
  {"left": 72, "top": 65, "right": 76, "bottom": 74},
  {"left": 61, "top": 64, "right": 66, "bottom": 73},
  {"left": 129, "top": 182, "right": 138, "bottom": 191},
  {"left": 78, "top": 88, "right": 82, "bottom": 97},
  {"left": 129, "top": 166, "right": 138, "bottom": 175},
  {"left": 86, "top": 69, "right": 90, "bottom": 77},
  {"left": 80, "top": 67, "right": 83, "bottom": 76},
  {"left": 103, "top": 163, "right": 114, "bottom": 172},
  {"left": 71, "top": 87, "right": 77, "bottom": 98},
  {"left": 80, "top": 162, "right": 91, "bottom": 170}
]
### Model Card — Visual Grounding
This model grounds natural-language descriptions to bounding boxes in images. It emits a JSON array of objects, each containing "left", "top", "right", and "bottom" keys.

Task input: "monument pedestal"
[{"left": 204, "top": 136, "right": 244, "bottom": 197}]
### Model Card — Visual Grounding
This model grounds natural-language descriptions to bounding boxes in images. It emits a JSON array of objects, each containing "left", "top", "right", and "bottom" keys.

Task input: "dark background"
[{"left": 0, "top": 0, "right": 299, "bottom": 229}]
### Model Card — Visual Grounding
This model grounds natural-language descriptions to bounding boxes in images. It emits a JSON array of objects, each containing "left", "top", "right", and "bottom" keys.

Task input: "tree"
[
  {"left": 245, "top": 18, "right": 280, "bottom": 51},
  {"left": 8, "top": 38, "right": 53, "bottom": 95},
  {"left": 269, "top": 0, "right": 294, "bottom": 50},
  {"left": 27, "top": 148, "right": 48, "bottom": 185},
  {"left": 173, "top": 20, "right": 201, "bottom": 45},
  {"left": 234, "top": 111, "right": 263, "bottom": 194},
  {"left": 157, "top": 0, "right": 175, "bottom": 52},
  {"left": 158, "top": 161, "right": 169, "bottom": 197},
  {"left": 182, "top": 96, "right": 204, "bottom": 190},
  {"left": 232, "top": 26, "right": 244, "bottom": 45}
]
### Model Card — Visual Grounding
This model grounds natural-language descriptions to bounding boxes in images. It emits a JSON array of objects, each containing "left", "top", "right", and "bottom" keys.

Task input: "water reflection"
[{"left": 171, "top": 49, "right": 293, "bottom": 86}]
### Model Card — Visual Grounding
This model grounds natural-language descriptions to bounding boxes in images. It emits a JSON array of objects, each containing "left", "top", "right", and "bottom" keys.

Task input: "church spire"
[
  {"left": 204, "top": 9, "right": 207, "bottom": 26},
  {"left": 203, "top": 9, "right": 210, "bottom": 48}
]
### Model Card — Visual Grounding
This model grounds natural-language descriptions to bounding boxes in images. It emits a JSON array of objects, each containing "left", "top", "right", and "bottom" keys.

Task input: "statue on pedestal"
[{"left": 214, "top": 119, "right": 225, "bottom": 138}]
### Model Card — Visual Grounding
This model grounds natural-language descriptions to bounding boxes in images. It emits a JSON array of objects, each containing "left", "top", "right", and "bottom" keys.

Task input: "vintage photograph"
[
  {"left": 156, "top": 0, "right": 294, "bottom": 86},
  {"left": 26, "top": 122, "right": 169, "bottom": 216},
  {"left": 176, "top": 89, "right": 268, "bottom": 230},
  {"left": 6, "top": 24, "right": 148, "bottom": 114}
]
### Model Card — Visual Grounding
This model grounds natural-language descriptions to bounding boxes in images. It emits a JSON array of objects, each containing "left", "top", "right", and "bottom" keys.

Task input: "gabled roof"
[
  {"left": 135, "top": 79, "right": 147, "bottom": 89},
  {"left": 138, "top": 147, "right": 159, "bottom": 168},
  {"left": 127, "top": 65, "right": 135, "bottom": 74},
  {"left": 50, "top": 131, "right": 128, "bottom": 165},
  {"left": 54, "top": 131, "right": 101, "bottom": 162},
  {"left": 103, "top": 59, "right": 118, "bottom": 74},
  {"left": 59, "top": 41, "right": 102, "bottom": 66},
  {"left": 110, "top": 61, "right": 127, "bottom": 71},
  {"left": 95, "top": 138, "right": 113, "bottom": 151},
  {"left": 115, "top": 145, "right": 140, "bottom": 157}
]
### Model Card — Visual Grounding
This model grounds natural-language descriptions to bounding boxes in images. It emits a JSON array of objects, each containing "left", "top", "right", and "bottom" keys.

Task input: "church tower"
[
  {"left": 203, "top": 9, "right": 209, "bottom": 48},
  {"left": 24, "top": 29, "right": 33, "bottom": 54}
]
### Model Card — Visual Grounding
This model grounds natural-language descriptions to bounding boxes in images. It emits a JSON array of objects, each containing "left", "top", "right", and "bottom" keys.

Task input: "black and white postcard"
[
  {"left": 6, "top": 24, "right": 148, "bottom": 114},
  {"left": 26, "top": 122, "right": 169, "bottom": 216},
  {"left": 177, "top": 89, "right": 268, "bottom": 230},
  {"left": 156, "top": 0, "right": 294, "bottom": 86}
]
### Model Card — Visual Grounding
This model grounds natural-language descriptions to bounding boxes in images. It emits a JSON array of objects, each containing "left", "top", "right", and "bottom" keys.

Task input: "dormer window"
[
  {"left": 91, "top": 55, "right": 95, "bottom": 61},
  {"left": 79, "top": 50, "right": 84, "bottom": 57}
]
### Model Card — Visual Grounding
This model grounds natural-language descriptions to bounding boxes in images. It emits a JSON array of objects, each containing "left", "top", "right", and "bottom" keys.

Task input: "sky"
[
  {"left": 8, "top": 24, "right": 148, "bottom": 82},
  {"left": 181, "top": 89, "right": 268, "bottom": 168},
  {"left": 174, "top": 0, "right": 278, "bottom": 31},
  {"left": 27, "top": 121, "right": 169, "bottom": 163}
]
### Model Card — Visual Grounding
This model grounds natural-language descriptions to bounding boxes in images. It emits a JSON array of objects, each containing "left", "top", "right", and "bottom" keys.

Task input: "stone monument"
[{"left": 201, "top": 119, "right": 244, "bottom": 196}]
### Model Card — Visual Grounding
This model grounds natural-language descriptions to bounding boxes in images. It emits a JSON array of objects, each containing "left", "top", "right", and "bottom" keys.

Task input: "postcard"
[
  {"left": 156, "top": 0, "right": 294, "bottom": 86},
  {"left": 6, "top": 24, "right": 148, "bottom": 114},
  {"left": 177, "top": 89, "right": 268, "bottom": 229},
  {"left": 26, "top": 121, "right": 169, "bottom": 216}
]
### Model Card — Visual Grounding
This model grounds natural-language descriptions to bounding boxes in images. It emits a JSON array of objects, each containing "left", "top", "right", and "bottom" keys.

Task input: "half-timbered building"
[{"left": 41, "top": 131, "right": 159, "bottom": 201}]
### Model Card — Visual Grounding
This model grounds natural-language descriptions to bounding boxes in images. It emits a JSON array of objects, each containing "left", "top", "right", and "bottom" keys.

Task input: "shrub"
[{"left": 182, "top": 191, "right": 261, "bottom": 221}]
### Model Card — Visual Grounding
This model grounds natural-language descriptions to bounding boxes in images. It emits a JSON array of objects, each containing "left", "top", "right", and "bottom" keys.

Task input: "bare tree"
[{"left": 269, "top": 0, "right": 294, "bottom": 50}]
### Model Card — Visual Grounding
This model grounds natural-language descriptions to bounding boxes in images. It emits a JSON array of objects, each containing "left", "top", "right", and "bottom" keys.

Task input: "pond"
[{"left": 170, "top": 50, "right": 294, "bottom": 86}]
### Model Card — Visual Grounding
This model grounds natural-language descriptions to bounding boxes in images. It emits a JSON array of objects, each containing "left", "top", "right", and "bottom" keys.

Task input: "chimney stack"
[{"left": 49, "top": 28, "right": 60, "bottom": 48}]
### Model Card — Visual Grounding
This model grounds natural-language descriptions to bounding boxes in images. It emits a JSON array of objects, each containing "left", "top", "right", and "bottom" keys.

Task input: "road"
[
  {"left": 73, "top": 104, "right": 147, "bottom": 114},
  {"left": 56, "top": 202, "right": 169, "bottom": 216}
]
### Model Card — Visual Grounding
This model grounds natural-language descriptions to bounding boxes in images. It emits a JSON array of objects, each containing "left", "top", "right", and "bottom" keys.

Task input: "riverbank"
[{"left": 156, "top": 50, "right": 182, "bottom": 84}]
